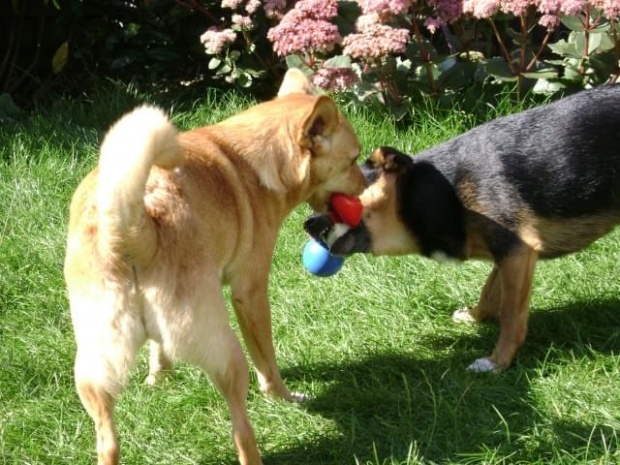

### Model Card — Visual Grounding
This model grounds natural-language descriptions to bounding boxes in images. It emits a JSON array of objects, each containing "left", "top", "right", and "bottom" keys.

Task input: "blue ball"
[{"left": 302, "top": 239, "right": 344, "bottom": 277}]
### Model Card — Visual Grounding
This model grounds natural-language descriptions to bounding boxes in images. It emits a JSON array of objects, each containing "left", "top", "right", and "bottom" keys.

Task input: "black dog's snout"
[{"left": 304, "top": 214, "right": 334, "bottom": 241}]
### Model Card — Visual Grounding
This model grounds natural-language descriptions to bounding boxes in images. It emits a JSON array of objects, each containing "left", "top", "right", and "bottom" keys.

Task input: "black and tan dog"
[{"left": 306, "top": 85, "right": 620, "bottom": 373}]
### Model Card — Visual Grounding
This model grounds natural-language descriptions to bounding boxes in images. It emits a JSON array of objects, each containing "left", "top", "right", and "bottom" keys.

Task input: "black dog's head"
[{"left": 304, "top": 146, "right": 420, "bottom": 256}]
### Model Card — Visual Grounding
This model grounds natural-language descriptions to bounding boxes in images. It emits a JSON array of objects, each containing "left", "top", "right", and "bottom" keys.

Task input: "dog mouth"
[{"left": 304, "top": 213, "right": 372, "bottom": 256}]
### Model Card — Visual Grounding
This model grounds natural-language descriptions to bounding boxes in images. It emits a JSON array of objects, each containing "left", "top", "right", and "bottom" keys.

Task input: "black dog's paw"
[{"left": 304, "top": 214, "right": 334, "bottom": 242}]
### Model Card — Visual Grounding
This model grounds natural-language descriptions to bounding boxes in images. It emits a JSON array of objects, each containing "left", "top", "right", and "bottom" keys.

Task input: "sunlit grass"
[{"left": 1, "top": 84, "right": 618, "bottom": 464}]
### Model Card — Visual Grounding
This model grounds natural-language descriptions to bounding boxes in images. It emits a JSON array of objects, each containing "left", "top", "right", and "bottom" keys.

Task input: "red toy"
[
  {"left": 328, "top": 193, "right": 363, "bottom": 228},
  {"left": 301, "top": 193, "right": 362, "bottom": 277}
]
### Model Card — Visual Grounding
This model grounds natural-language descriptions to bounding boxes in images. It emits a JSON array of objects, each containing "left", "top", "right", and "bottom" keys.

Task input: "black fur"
[{"left": 308, "top": 85, "right": 620, "bottom": 261}]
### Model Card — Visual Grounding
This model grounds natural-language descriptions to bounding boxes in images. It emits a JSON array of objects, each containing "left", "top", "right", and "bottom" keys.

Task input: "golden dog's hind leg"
[
  {"left": 71, "top": 288, "right": 147, "bottom": 465},
  {"left": 145, "top": 340, "right": 173, "bottom": 385},
  {"left": 231, "top": 273, "right": 305, "bottom": 403},
  {"left": 468, "top": 247, "right": 538, "bottom": 372},
  {"left": 164, "top": 277, "right": 262, "bottom": 465},
  {"left": 453, "top": 265, "right": 502, "bottom": 323}
]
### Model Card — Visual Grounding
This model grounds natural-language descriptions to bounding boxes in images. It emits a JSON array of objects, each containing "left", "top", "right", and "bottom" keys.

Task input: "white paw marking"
[
  {"left": 467, "top": 357, "right": 499, "bottom": 373},
  {"left": 290, "top": 391, "right": 308, "bottom": 403},
  {"left": 452, "top": 308, "right": 476, "bottom": 323}
]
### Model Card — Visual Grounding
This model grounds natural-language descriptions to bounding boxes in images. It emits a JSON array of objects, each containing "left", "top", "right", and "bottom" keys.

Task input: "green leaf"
[
  {"left": 561, "top": 15, "right": 586, "bottom": 32},
  {"left": 208, "top": 57, "right": 221, "bottom": 70},
  {"left": 215, "top": 63, "right": 232, "bottom": 75},
  {"left": 438, "top": 60, "right": 478, "bottom": 89},
  {"left": 285, "top": 54, "right": 312, "bottom": 75},
  {"left": 588, "top": 32, "right": 615, "bottom": 54},
  {"left": 147, "top": 48, "right": 181, "bottom": 62},
  {"left": 521, "top": 67, "right": 558, "bottom": 80},
  {"left": 323, "top": 55, "right": 352, "bottom": 68},
  {"left": 532, "top": 78, "right": 565, "bottom": 95},
  {"left": 548, "top": 37, "right": 581, "bottom": 59},
  {"left": 485, "top": 57, "right": 518, "bottom": 82}
]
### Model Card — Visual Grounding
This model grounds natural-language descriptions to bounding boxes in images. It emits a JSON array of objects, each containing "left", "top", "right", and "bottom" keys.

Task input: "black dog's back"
[
  {"left": 399, "top": 86, "right": 620, "bottom": 260},
  {"left": 439, "top": 86, "right": 620, "bottom": 215}
]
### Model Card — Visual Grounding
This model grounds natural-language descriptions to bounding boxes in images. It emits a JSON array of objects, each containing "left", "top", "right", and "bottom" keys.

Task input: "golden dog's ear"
[
  {"left": 278, "top": 68, "right": 314, "bottom": 96},
  {"left": 300, "top": 96, "right": 339, "bottom": 152}
]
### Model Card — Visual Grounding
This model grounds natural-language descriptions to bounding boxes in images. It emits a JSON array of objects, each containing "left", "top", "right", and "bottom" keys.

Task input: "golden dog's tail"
[{"left": 96, "top": 105, "right": 181, "bottom": 268}]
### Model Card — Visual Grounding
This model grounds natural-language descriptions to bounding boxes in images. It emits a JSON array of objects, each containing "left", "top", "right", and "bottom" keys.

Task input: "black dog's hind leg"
[{"left": 468, "top": 246, "right": 538, "bottom": 372}]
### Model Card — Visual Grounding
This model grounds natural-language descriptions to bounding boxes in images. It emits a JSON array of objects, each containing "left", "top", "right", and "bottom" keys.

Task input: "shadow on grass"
[{"left": 264, "top": 298, "right": 620, "bottom": 464}]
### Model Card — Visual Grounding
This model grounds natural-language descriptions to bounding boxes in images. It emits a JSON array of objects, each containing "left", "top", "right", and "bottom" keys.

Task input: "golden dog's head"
[
  {"left": 240, "top": 69, "right": 366, "bottom": 213},
  {"left": 277, "top": 69, "right": 366, "bottom": 212},
  {"left": 217, "top": 69, "right": 365, "bottom": 213}
]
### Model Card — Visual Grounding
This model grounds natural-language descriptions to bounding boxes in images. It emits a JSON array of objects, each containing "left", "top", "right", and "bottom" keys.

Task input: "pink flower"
[
  {"left": 501, "top": 0, "right": 530, "bottom": 15},
  {"left": 358, "top": 0, "right": 413, "bottom": 15},
  {"left": 312, "top": 67, "right": 360, "bottom": 90},
  {"left": 200, "top": 28, "right": 237, "bottom": 55},
  {"left": 299, "top": 0, "right": 339, "bottom": 19},
  {"left": 560, "top": 0, "right": 585, "bottom": 15},
  {"left": 424, "top": 17, "right": 444, "bottom": 34},
  {"left": 538, "top": 13, "right": 560, "bottom": 28},
  {"left": 428, "top": 0, "right": 464, "bottom": 22},
  {"left": 343, "top": 24, "right": 410, "bottom": 60},
  {"left": 264, "top": 0, "right": 288, "bottom": 18},
  {"left": 268, "top": 1, "right": 342, "bottom": 56},
  {"left": 463, "top": 0, "right": 500, "bottom": 18},
  {"left": 601, "top": 0, "right": 620, "bottom": 18},
  {"left": 356, "top": 13, "right": 382, "bottom": 31},
  {"left": 221, "top": 0, "right": 244, "bottom": 9},
  {"left": 245, "top": 0, "right": 261, "bottom": 14},
  {"left": 232, "top": 14, "right": 254, "bottom": 29},
  {"left": 537, "top": 0, "right": 561, "bottom": 13}
]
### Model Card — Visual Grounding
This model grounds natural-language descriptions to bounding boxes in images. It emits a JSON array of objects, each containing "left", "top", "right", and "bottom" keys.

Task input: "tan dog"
[{"left": 64, "top": 69, "right": 366, "bottom": 465}]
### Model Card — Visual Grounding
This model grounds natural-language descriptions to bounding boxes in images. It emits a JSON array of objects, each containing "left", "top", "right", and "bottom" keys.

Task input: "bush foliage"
[{"left": 2, "top": 0, "right": 620, "bottom": 110}]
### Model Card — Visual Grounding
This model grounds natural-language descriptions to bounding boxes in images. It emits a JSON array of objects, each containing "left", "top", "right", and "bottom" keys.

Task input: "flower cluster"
[
  {"left": 463, "top": 0, "right": 620, "bottom": 30},
  {"left": 200, "top": 28, "right": 237, "bottom": 55},
  {"left": 311, "top": 67, "right": 360, "bottom": 90},
  {"left": 267, "top": 0, "right": 342, "bottom": 56},
  {"left": 343, "top": 16, "right": 410, "bottom": 61},
  {"left": 358, "top": 0, "right": 413, "bottom": 15},
  {"left": 427, "top": 0, "right": 465, "bottom": 24}
]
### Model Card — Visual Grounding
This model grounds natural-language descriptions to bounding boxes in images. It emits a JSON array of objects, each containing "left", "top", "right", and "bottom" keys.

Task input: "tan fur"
[
  {"left": 356, "top": 149, "right": 619, "bottom": 371},
  {"left": 360, "top": 173, "right": 420, "bottom": 256},
  {"left": 64, "top": 70, "right": 365, "bottom": 465}
]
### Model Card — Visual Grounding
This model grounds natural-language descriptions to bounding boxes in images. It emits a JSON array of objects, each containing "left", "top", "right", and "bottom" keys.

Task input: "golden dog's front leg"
[
  {"left": 468, "top": 248, "right": 538, "bottom": 372},
  {"left": 231, "top": 274, "right": 306, "bottom": 403}
]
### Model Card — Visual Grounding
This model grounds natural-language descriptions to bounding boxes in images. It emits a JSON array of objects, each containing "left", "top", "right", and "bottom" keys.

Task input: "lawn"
[{"left": 1, "top": 85, "right": 619, "bottom": 465}]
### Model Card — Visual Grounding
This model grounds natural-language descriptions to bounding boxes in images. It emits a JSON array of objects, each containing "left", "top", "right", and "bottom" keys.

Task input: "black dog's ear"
[{"left": 369, "top": 146, "right": 412, "bottom": 174}]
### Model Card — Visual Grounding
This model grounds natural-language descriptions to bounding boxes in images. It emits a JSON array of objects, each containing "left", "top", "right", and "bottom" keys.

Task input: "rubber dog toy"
[{"left": 302, "top": 193, "right": 362, "bottom": 277}]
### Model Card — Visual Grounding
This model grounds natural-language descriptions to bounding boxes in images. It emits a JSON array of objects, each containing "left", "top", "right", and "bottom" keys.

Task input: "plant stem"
[
  {"left": 490, "top": 19, "right": 516, "bottom": 74},
  {"left": 526, "top": 30, "right": 552, "bottom": 71},
  {"left": 611, "top": 19, "right": 620, "bottom": 83},
  {"left": 412, "top": 14, "right": 437, "bottom": 94},
  {"left": 174, "top": 0, "right": 219, "bottom": 23}
]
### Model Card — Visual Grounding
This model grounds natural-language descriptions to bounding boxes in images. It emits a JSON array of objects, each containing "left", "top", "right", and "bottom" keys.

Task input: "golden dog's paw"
[
  {"left": 452, "top": 308, "right": 477, "bottom": 324},
  {"left": 467, "top": 357, "right": 499, "bottom": 373},
  {"left": 144, "top": 373, "right": 159, "bottom": 386},
  {"left": 260, "top": 382, "right": 308, "bottom": 403}
]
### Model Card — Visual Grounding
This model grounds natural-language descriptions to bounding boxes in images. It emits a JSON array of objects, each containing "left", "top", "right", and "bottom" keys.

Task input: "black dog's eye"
[{"left": 360, "top": 159, "right": 379, "bottom": 185}]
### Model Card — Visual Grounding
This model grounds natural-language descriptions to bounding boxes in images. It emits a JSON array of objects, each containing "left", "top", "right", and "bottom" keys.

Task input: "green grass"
[{"left": 1, "top": 85, "right": 619, "bottom": 465}]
